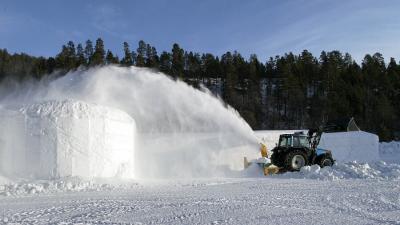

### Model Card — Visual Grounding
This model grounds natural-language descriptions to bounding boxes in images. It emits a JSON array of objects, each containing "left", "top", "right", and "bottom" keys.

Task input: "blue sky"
[{"left": 1, "top": 0, "right": 399, "bottom": 62}]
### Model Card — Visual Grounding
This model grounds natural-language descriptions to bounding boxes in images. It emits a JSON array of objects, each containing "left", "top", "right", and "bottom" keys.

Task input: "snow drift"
[
  {"left": 0, "top": 100, "right": 136, "bottom": 179},
  {"left": 278, "top": 161, "right": 400, "bottom": 181}
]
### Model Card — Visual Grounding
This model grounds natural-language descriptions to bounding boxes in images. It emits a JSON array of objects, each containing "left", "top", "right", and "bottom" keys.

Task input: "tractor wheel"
[
  {"left": 284, "top": 150, "right": 308, "bottom": 171},
  {"left": 318, "top": 155, "right": 334, "bottom": 168}
]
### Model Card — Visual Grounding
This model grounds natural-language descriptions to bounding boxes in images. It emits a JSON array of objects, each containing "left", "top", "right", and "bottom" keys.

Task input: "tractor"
[
  {"left": 245, "top": 118, "right": 360, "bottom": 174},
  {"left": 270, "top": 130, "right": 334, "bottom": 171}
]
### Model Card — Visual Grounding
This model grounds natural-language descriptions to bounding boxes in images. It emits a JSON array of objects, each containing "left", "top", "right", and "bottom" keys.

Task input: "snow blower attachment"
[{"left": 244, "top": 143, "right": 280, "bottom": 175}]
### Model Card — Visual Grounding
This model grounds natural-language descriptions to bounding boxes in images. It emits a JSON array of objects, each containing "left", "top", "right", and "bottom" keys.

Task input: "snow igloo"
[{"left": 0, "top": 100, "right": 136, "bottom": 179}]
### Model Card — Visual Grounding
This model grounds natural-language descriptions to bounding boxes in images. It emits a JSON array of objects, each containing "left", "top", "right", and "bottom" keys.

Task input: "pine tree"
[
  {"left": 84, "top": 40, "right": 94, "bottom": 65},
  {"left": 76, "top": 43, "right": 86, "bottom": 66},
  {"left": 221, "top": 52, "right": 238, "bottom": 107},
  {"left": 90, "top": 38, "right": 105, "bottom": 66},
  {"left": 159, "top": 51, "right": 171, "bottom": 74},
  {"left": 121, "top": 42, "right": 133, "bottom": 66},
  {"left": 145, "top": 44, "right": 158, "bottom": 68},
  {"left": 55, "top": 41, "right": 77, "bottom": 71},
  {"left": 171, "top": 43, "right": 184, "bottom": 78},
  {"left": 136, "top": 40, "right": 146, "bottom": 67},
  {"left": 106, "top": 50, "right": 119, "bottom": 64}
]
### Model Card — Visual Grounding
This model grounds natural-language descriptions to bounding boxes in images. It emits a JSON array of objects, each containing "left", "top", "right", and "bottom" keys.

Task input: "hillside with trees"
[{"left": 0, "top": 38, "right": 399, "bottom": 140}]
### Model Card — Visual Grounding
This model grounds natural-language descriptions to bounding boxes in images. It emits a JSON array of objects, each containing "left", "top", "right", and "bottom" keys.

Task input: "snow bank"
[
  {"left": 278, "top": 161, "right": 400, "bottom": 181},
  {"left": 0, "top": 100, "right": 136, "bottom": 180},
  {"left": 0, "top": 177, "right": 139, "bottom": 196},
  {"left": 379, "top": 141, "right": 400, "bottom": 163},
  {"left": 318, "top": 131, "right": 379, "bottom": 162}
]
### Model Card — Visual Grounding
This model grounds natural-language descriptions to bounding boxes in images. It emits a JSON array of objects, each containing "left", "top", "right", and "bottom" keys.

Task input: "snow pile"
[
  {"left": 0, "top": 175, "right": 10, "bottom": 185},
  {"left": 0, "top": 100, "right": 136, "bottom": 180},
  {"left": 318, "top": 131, "right": 379, "bottom": 162},
  {"left": 278, "top": 161, "right": 400, "bottom": 180},
  {"left": 0, "top": 177, "right": 139, "bottom": 196},
  {"left": 379, "top": 141, "right": 400, "bottom": 163}
]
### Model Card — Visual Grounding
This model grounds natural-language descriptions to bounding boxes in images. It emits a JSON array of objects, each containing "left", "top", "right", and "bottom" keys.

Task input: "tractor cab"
[{"left": 277, "top": 132, "right": 309, "bottom": 149}]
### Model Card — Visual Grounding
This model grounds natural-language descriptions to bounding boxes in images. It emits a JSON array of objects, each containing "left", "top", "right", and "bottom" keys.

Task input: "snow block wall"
[
  {"left": 0, "top": 100, "right": 136, "bottom": 179},
  {"left": 379, "top": 141, "right": 400, "bottom": 163},
  {"left": 318, "top": 131, "right": 379, "bottom": 162}
]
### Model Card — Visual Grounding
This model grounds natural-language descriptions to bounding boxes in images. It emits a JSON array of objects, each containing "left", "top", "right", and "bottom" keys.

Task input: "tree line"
[{"left": 0, "top": 38, "right": 399, "bottom": 140}]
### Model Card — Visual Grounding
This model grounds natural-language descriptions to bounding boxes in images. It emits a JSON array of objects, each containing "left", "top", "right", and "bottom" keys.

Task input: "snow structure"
[
  {"left": 0, "top": 100, "right": 136, "bottom": 180},
  {"left": 379, "top": 141, "right": 400, "bottom": 163},
  {"left": 255, "top": 130, "right": 379, "bottom": 162},
  {"left": 318, "top": 131, "right": 379, "bottom": 162}
]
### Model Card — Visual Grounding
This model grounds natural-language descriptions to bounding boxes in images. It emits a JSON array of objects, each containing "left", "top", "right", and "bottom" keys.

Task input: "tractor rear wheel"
[{"left": 284, "top": 150, "right": 308, "bottom": 171}]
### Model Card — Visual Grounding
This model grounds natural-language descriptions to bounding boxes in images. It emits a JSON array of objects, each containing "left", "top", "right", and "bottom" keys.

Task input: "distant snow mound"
[
  {"left": 278, "top": 161, "right": 400, "bottom": 180},
  {"left": 0, "top": 100, "right": 136, "bottom": 180}
]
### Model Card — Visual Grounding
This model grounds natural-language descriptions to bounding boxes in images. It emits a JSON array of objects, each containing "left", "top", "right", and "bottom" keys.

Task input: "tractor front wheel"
[
  {"left": 318, "top": 155, "right": 334, "bottom": 168},
  {"left": 284, "top": 150, "right": 308, "bottom": 171}
]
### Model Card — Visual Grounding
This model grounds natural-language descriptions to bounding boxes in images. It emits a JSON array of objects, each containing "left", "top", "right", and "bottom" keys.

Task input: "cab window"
[
  {"left": 293, "top": 136, "right": 309, "bottom": 147},
  {"left": 279, "top": 136, "right": 292, "bottom": 147},
  {"left": 299, "top": 136, "right": 309, "bottom": 147}
]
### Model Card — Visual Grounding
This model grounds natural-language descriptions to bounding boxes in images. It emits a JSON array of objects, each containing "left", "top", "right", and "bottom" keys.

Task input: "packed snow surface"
[
  {"left": 0, "top": 178, "right": 399, "bottom": 224},
  {"left": 1, "top": 151, "right": 399, "bottom": 224},
  {"left": 0, "top": 100, "right": 136, "bottom": 179}
]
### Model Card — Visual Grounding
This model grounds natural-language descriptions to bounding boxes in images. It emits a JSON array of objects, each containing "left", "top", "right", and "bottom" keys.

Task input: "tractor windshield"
[
  {"left": 279, "top": 135, "right": 309, "bottom": 148},
  {"left": 279, "top": 136, "right": 292, "bottom": 147}
]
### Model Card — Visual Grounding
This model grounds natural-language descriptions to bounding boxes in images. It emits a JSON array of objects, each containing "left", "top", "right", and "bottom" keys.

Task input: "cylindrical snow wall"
[{"left": 0, "top": 100, "right": 136, "bottom": 179}]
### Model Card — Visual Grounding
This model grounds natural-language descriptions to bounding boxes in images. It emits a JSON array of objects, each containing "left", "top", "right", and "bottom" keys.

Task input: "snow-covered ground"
[
  {"left": 0, "top": 177, "right": 399, "bottom": 224},
  {"left": 1, "top": 147, "right": 400, "bottom": 224}
]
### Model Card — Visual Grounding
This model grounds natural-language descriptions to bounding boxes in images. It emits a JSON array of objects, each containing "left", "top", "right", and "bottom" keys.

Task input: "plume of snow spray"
[{"left": 0, "top": 66, "right": 259, "bottom": 179}]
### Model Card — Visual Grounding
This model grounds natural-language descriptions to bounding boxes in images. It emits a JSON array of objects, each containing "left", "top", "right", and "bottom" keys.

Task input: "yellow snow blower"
[{"left": 244, "top": 143, "right": 280, "bottom": 176}]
